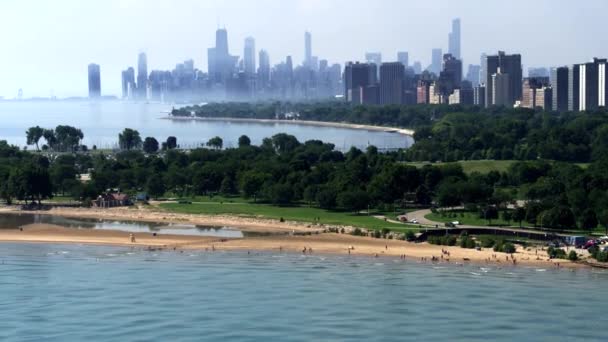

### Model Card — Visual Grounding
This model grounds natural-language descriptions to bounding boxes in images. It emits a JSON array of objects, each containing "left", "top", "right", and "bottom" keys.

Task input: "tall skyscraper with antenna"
[{"left": 448, "top": 18, "right": 461, "bottom": 60}]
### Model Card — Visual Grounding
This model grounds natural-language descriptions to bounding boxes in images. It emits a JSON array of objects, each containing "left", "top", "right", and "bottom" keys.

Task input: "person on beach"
[{"left": 130, "top": 234, "right": 135, "bottom": 243}]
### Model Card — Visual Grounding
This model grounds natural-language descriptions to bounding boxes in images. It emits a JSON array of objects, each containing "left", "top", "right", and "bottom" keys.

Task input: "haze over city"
[{"left": 2, "top": 0, "right": 608, "bottom": 98}]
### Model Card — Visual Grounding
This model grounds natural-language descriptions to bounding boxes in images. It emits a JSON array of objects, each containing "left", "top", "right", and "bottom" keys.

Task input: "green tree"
[
  {"left": 119, "top": 128, "right": 142, "bottom": 150},
  {"left": 240, "top": 171, "right": 266, "bottom": 202},
  {"left": 54, "top": 125, "right": 84, "bottom": 152},
  {"left": 337, "top": 189, "right": 369, "bottom": 213},
  {"left": 238, "top": 135, "right": 251, "bottom": 147},
  {"left": 26, "top": 126, "right": 44, "bottom": 151},
  {"left": 206, "top": 136, "right": 223, "bottom": 150},
  {"left": 580, "top": 209, "right": 598, "bottom": 231},
  {"left": 512, "top": 207, "right": 526, "bottom": 228},
  {"left": 316, "top": 186, "right": 337, "bottom": 210},
  {"left": 598, "top": 209, "right": 608, "bottom": 235},
  {"left": 143, "top": 137, "right": 159, "bottom": 154},
  {"left": 145, "top": 174, "right": 165, "bottom": 199},
  {"left": 165, "top": 136, "right": 177, "bottom": 150}
]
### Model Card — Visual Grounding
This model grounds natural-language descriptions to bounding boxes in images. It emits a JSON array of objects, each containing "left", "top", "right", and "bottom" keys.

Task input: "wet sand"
[{"left": 0, "top": 222, "right": 583, "bottom": 269}]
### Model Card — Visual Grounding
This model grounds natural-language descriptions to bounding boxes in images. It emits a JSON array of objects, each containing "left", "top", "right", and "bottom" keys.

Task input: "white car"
[
  {"left": 410, "top": 219, "right": 419, "bottom": 224},
  {"left": 452, "top": 221, "right": 460, "bottom": 225}
]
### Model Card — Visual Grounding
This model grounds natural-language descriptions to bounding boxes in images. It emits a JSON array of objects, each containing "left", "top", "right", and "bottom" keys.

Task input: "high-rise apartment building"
[
  {"left": 344, "top": 62, "right": 376, "bottom": 104},
  {"left": 379, "top": 62, "right": 405, "bottom": 105},
  {"left": 522, "top": 77, "right": 550, "bottom": 109},
  {"left": 492, "top": 69, "right": 510, "bottom": 106},
  {"left": 88, "top": 63, "right": 101, "bottom": 98},
  {"left": 485, "top": 51, "right": 522, "bottom": 107},
  {"left": 551, "top": 66, "right": 569, "bottom": 112},
  {"left": 568, "top": 65, "right": 580, "bottom": 111},
  {"left": 578, "top": 58, "right": 607, "bottom": 111}
]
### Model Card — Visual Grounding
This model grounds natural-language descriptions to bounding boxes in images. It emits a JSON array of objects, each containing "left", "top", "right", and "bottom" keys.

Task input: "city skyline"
[{"left": 2, "top": 0, "right": 608, "bottom": 98}]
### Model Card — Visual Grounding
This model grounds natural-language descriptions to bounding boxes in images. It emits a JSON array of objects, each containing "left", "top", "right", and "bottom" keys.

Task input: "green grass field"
[
  {"left": 405, "top": 160, "right": 516, "bottom": 174},
  {"left": 406, "top": 160, "right": 590, "bottom": 175},
  {"left": 425, "top": 209, "right": 514, "bottom": 227},
  {"left": 158, "top": 196, "right": 418, "bottom": 231}
]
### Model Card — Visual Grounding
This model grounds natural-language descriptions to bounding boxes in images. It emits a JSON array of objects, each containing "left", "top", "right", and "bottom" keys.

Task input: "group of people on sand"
[{"left": 302, "top": 246, "right": 313, "bottom": 254}]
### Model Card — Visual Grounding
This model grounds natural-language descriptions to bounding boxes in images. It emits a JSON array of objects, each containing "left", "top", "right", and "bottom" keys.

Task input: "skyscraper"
[
  {"left": 121, "top": 67, "right": 135, "bottom": 99},
  {"left": 568, "top": 65, "right": 580, "bottom": 111},
  {"left": 88, "top": 63, "right": 101, "bottom": 98},
  {"left": 208, "top": 28, "right": 239, "bottom": 83},
  {"left": 258, "top": 49, "right": 270, "bottom": 90},
  {"left": 429, "top": 49, "right": 443, "bottom": 75},
  {"left": 137, "top": 52, "right": 148, "bottom": 100},
  {"left": 448, "top": 18, "right": 461, "bottom": 60},
  {"left": 551, "top": 66, "right": 569, "bottom": 112},
  {"left": 492, "top": 69, "right": 510, "bottom": 106},
  {"left": 305, "top": 31, "right": 312, "bottom": 67},
  {"left": 485, "top": 51, "right": 522, "bottom": 107},
  {"left": 243, "top": 37, "right": 256, "bottom": 76},
  {"left": 365, "top": 52, "right": 382, "bottom": 66},
  {"left": 578, "top": 58, "right": 607, "bottom": 111},
  {"left": 379, "top": 62, "right": 405, "bottom": 105},
  {"left": 344, "top": 62, "right": 376, "bottom": 104},
  {"left": 397, "top": 52, "right": 409, "bottom": 67},
  {"left": 466, "top": 64, "right": 481, "bottom": 86}
]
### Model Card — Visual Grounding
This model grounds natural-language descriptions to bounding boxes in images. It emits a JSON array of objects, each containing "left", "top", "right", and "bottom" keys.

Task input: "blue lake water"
[
  {"left": 0, "top": 101, "right": 413, "bottom": 150},
  {"left": 0, "top": 243, "right": 607, "bottom": 341}
]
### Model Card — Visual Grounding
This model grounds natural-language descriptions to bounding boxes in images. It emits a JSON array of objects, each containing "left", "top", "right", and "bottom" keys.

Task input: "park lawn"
[
  {"left": 159, "top": 201, "right": 416, "bottom": 231},
  {"left": 425, "top": 209, "right": 514, "bottom": 227},
  {"left": 405, "top": 160, "right": 516, "bottom": 174}
]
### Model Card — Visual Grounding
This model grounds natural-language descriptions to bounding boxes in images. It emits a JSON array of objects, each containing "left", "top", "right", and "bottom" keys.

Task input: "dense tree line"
[
  {"left": 173, "top": 102, "right": 608, "bottom": 163},
  {"left": 4, "top": 129, "right": 608, "bottom": 232}
]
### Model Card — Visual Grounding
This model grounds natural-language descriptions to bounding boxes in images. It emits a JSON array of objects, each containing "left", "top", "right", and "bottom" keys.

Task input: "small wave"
[
  {"left": 536, "top": 269, "right": 547, "bottom": 272},
  {"left": 470, "top": 272, "right": 481, "bottom": 276}
]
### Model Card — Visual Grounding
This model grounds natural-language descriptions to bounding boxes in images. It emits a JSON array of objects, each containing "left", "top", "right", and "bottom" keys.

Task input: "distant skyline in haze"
[{"left": 1, "top": 0, "right": 608, "bottom": 98}]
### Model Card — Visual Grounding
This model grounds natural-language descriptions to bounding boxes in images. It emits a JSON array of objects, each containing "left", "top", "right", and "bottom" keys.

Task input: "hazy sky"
[{"left": 1, "top": 0, "right": 607, "bottom": 98}]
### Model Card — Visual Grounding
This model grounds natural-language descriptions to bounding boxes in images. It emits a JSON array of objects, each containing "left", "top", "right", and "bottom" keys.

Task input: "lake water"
[
  {"left": 0, "top": 213, "right": 245, "bottom": 238},
  {"left": 0, "top": 101, "right": 413, "bottom": 150},
  {"left": 0, "top": 243, "right": 606, "bottom": 341}
]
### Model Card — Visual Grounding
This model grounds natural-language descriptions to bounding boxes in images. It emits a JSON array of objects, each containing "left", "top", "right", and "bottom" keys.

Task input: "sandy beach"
[
  {"left": 162, "top": 116, "right": 415, "bottom": 137},
  {"left": 0, "top": 206, "right": 582, "bottom": 268}
]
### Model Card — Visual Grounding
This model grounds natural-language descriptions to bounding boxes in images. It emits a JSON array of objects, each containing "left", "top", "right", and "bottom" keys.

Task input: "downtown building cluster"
[
  {"left": 342, "top": 18, "right": 608, "bottom": 112},
  {"left": 105, "top": 29, "right": 342, "bottom": 102},
  {"left": 87, "top": 20, "right": 608, "bottom": 111}
]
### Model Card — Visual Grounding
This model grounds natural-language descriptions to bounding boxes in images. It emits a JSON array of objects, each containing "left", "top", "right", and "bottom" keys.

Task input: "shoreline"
[
  {"left": 161, "top": 115, "right": 415, "bottom": 137},
  {"left": 0, "top": 207, "right": 584, "bottom": 269}
]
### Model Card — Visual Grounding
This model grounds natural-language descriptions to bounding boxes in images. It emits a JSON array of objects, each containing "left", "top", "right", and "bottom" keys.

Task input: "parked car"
[
  {"left": 444, "top": 222, "right": 456, "bottom": 228},
  {"left": 583, "top": 240, "right": 597, "bottom": 249},
  {"left": 410, "top": 219, "right": 419, "bottom": 224}
]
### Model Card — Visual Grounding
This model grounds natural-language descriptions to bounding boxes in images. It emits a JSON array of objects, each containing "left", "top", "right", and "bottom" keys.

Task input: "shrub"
[
  {"left": 596, "top": 251, "right": 608, "bottom": 262},
  {"left": 568, "top": 250, "right": 578, "bottom": 261},
  {"left": 547, "top": 246, "right": 567, "bottom": 259},
  {"left": 352, "top": 227, "right": 363, "bottom": 236},
  {"left": 460, "top": 236, "right": 476, "bottom": 249},
  {"left": 502, "top": 243, "right": 516, "bottom": 254},
  {"left": 480, "top": 237, "right": 495, "bottom": 248},
  {"left": 405, "top": 230, "right": 416, "bottom": 241}
]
